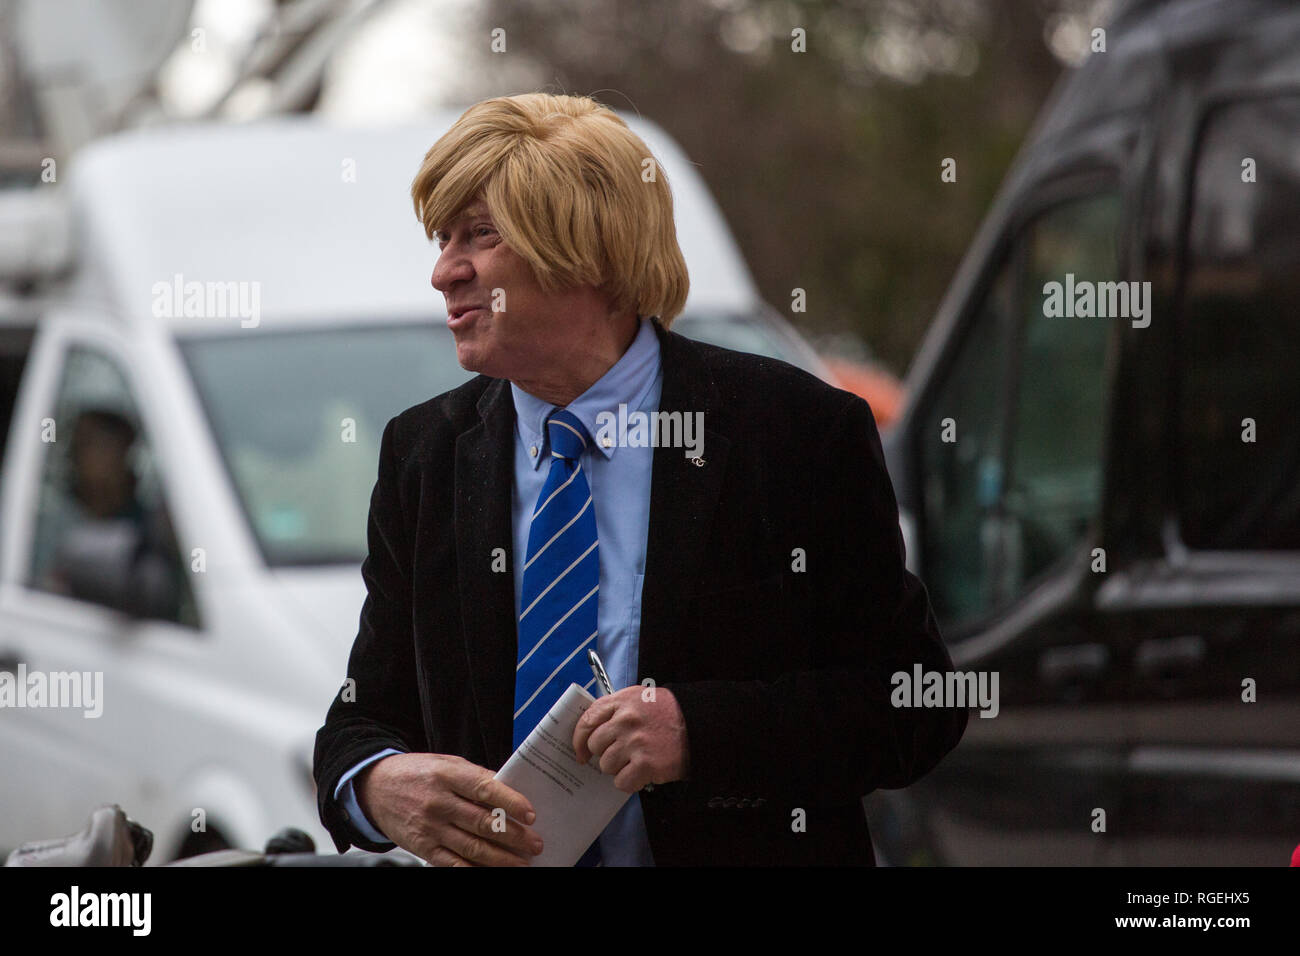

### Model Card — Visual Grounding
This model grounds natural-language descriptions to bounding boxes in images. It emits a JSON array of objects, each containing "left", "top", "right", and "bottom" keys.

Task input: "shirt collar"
[{"left": 512, "top": 317, "right": 661, "bottom": 469}]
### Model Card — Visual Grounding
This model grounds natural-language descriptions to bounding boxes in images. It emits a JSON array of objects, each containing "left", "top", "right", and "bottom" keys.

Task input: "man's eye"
[{"left": 435, "top": 227, "right": 492, "bottom": 247}]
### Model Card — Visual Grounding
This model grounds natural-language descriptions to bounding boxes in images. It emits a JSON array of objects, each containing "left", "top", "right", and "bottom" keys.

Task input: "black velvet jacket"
[{"left": 313, "top": 318, "right": 966, "bottom": 865}]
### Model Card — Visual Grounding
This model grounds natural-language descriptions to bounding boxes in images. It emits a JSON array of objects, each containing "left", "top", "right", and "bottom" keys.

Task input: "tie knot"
[{"left": 546, "top": 408, "right": 590, "bottom": 461}]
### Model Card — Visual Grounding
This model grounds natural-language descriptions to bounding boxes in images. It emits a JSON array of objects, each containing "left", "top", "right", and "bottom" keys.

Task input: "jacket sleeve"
[
  {"left": 313, "top": 416, "right": 427, "bottom": 853},
  {"left": 664, "top": 393, "right": 968, "bottom": 808}
]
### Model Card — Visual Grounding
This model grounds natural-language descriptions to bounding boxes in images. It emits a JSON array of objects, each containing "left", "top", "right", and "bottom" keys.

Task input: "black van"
[{"left": 870, "top": 0, "right": 1300, "bottom": 865}]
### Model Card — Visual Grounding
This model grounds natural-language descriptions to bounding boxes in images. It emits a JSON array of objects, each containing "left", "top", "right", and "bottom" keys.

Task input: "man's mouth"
[{"left": 447, "top": 306, "right": 489, "bottom": 330}]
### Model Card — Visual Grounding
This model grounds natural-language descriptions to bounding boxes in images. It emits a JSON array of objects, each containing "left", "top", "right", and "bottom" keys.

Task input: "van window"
[
  {"left": 180, "top": 324, "right": 474, "bottom": 566},
  {"left": 1004, "top": 194, "right": 1119, "bottom": 590},
  {"left": 920, "top": 191, "right": 1120, "bottom": 630},
  {"left": 27, "top": 347, "right": 198, "bottom": 627},
  {"left": 919, "top": 261, "right": 1011, "bottom": 626},
  {"left": 1177, "top": 95, "right": 1300, "bottom": 550}
]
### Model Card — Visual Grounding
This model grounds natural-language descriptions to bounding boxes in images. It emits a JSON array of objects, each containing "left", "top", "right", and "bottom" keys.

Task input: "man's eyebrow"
[{"left": 448, "top": 206, "right": 491, "bottom": 225}]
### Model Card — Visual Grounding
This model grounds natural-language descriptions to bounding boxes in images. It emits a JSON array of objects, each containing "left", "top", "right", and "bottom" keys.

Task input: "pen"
[{"left": 587, "top": 649, "right": 614, "bottom": 697}]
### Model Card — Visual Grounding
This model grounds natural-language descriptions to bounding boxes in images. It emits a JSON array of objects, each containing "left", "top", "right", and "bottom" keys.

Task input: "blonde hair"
[{"left": 411, "top": 93, "right": 690, "bottom": 327}]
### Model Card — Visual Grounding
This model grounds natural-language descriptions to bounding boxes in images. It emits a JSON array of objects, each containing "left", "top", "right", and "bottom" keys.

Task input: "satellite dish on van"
[{"left": 12, "top": 0, "right": 194, "bottom": 148}]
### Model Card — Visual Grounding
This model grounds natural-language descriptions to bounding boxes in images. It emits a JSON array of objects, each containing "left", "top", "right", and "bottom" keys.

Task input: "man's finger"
[
  {"left": 584, "top": 717, "right": 620, "bottom": 762},
  {"left": 613, "top": 761, "right": 649, "bottom": 794},
  {"left": 447, "top": 763, "right": 536, "bottom": 824},
  {"left": 443, "top": 822, "right": 532, "bottom": 867},
  {"left": 425, "top": 846, "right": 475, "bottom": 868},
  {"left": 444, "top": 793, "right": 543, "bottom": 858},
  {"left": 573, "top": 695, "right": 618, "bottom": 762},
  {"left": 596, "top": 739, "right": 631, "bottom": 778}
]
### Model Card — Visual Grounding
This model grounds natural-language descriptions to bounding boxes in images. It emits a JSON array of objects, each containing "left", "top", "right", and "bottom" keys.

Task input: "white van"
[{"left": 0, "top": 111, "right": 829, "bottom": 860}]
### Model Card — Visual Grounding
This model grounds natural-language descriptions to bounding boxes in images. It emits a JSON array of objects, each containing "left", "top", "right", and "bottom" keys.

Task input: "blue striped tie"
[
  {"left": 514, "top": 408, "right": 600, "bottom": 749},
  {"left": 515, "top": 408, "right": 604, "bottom": 867}
]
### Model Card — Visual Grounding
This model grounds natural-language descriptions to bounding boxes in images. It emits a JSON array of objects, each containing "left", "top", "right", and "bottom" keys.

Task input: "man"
[{"left": 313, "top": 92, "right": 966, "bottom": 866}]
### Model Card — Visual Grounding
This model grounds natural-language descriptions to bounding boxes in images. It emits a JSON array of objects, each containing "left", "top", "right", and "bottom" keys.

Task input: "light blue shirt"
[{"left": 336, "top": 317, "right": 661, "bottom": 865}]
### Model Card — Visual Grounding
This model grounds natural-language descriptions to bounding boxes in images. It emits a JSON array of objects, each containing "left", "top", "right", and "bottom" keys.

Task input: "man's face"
[
  {"left": 72, "top": 419, "right": 131, "bottom": 486},
  {"left": 431, "top": 199, "right": 588, "bottom": 380}
]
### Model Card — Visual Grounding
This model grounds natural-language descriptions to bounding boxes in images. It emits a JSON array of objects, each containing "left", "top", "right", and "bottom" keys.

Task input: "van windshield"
[
  {"left": 181, "top": 324, "right": 473, "bottom": 566},
  {"left": 179, "top": 313, "right": 813, "bottom": 566}
]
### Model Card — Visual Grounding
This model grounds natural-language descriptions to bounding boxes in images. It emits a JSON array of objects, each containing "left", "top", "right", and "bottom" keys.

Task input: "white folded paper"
[{"left": 494, "top": 683, "right": 631, "bottom": 867}]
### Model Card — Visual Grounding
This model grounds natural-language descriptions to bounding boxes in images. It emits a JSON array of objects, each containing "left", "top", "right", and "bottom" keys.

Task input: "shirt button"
[{"left": 529, "top": 445, "right": 538, "bottom": 457}]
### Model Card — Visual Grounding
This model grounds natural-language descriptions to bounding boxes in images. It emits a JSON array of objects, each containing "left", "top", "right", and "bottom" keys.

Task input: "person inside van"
[{"left": 31, "top": 407, "right": 183, "bottom": 621}]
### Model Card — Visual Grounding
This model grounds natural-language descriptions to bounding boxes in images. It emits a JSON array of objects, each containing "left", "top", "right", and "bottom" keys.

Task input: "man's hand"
[
  {"left": 354, "top": 753, "right": 543, "bottom": 866},
  {"left": 572, "top": 686, "right": 690, "bottom": 792}
]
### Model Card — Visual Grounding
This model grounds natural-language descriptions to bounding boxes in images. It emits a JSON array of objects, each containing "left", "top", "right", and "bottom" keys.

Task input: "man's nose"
[{"left": 431, "top": 248, "right": 473, "bottom": 292}]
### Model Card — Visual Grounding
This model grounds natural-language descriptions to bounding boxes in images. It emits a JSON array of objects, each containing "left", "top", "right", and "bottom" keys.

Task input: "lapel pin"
[{"left": 691, "top": 457, "right": 706, "bottom": 467}]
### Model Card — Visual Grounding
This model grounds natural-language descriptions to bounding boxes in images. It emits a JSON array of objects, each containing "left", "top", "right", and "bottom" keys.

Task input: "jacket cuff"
[{"left": 335, "top": 748, "right": 406, "bottom": 846}]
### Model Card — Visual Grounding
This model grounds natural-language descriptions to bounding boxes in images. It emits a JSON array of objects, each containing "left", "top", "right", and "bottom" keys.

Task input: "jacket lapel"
[
  {"left": 638, "top": 320, "right": 730, "bottom": 681},
  {"left": 455, "top": 377, "right": 518, "bottom": 770}
]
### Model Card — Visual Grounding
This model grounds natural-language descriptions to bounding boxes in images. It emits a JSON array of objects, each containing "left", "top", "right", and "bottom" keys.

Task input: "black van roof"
[{"left": 1028, "top": 0, "right": 1300, "bottom": 150}]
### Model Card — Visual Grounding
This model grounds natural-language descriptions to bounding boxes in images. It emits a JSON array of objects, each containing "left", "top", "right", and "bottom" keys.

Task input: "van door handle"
[
  {"left": 1135, "top": 635, "right": 1205, "bottom": 679},
  {"left": 1038, "top": 643, "right": 1109, "bottom": 691}
]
